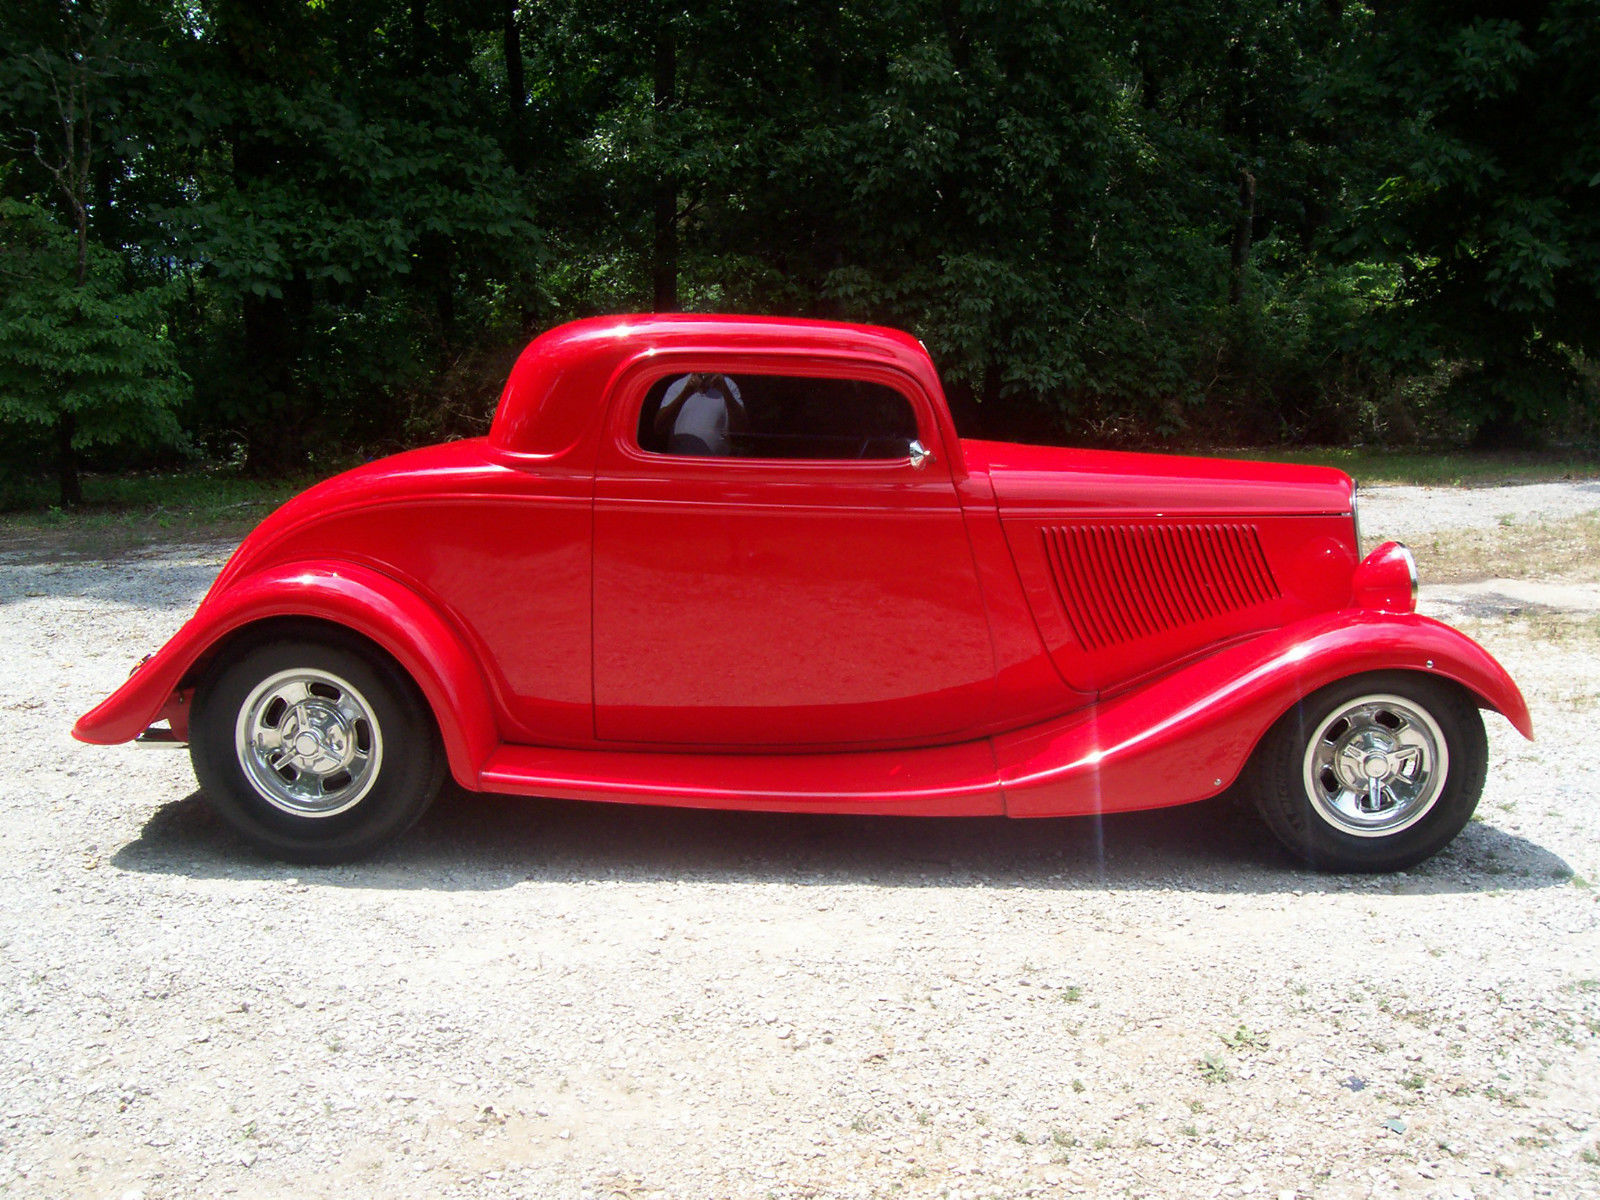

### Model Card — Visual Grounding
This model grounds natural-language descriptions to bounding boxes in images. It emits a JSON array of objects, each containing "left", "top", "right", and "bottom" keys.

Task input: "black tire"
[
  {"left": 1243, "top": 671, "right": 1487, "bottom": 873},
  {"left": 190, "top": 636, "right": 446, "bottom": 863}
]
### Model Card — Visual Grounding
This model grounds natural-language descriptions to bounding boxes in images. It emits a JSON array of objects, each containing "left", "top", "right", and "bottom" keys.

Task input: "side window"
[{"left": 637, "top": 372, "right": 919, "bottom": 460}]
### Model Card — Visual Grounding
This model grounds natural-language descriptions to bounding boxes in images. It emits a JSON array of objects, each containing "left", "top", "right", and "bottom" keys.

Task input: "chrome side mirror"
[{"left": 908, "top": 439, "right": 934, "bottom": 469}]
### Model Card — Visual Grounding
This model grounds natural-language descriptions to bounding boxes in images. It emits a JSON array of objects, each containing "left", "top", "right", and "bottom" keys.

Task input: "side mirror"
[{"left": 908, "top": 439, "right": 934, "bottom": 470}]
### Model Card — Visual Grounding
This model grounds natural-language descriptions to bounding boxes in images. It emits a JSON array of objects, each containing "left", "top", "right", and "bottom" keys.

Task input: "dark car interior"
[{"left": 638, "top": 372, "right": 918, "bottom": 460}]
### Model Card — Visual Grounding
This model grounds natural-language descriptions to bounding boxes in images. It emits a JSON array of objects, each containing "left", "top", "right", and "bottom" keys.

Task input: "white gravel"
[
  {"left": 1359, "top": 479, "right": 1600, "bottom": 535},
  {"left": 1, "top": 485, "right": 1598, "bottom": 1200}
]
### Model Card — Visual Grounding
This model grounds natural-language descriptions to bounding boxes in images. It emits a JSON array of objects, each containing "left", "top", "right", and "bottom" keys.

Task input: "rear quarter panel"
[{"left": 234, "top": 489, "right": 594, "bottom": 747}]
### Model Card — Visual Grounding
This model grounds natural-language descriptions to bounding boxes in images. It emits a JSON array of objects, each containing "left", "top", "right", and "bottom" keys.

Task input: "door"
[{"left": 592, "top": 362, "right": 997, "bottom": 748}]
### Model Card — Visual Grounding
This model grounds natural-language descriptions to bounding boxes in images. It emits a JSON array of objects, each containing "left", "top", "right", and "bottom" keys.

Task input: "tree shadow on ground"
[
  {"left": 0, "top": 542, "right": 226, "bottom": 609},
  {"left": 113, "top": 785, "right": 1576, "bottom": 898}
]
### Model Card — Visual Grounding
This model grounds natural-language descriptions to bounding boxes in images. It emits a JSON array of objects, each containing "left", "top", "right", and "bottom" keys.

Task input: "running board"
[{"left": 476, "top": 740, "right": 1003, "bottom": 816}]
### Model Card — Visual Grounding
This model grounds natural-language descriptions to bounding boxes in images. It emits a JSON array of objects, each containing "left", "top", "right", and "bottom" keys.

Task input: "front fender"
[
  {"left": 996, "top": 610, "right": 1530, "bottom": 818},
  {"left": 72, "top": 561, "right": 499, "bottom": 788}
]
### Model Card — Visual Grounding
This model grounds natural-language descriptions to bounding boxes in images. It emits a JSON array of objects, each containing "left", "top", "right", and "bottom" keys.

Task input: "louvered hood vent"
[{"left": 1040, "top": 523, "right": 1280, "bottom": 650}]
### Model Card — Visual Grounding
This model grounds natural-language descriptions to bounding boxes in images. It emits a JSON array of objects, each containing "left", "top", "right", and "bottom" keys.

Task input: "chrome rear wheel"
[
  {"left": 237, "top": 669, "right": 384, "bottom": 817},
  {"left": 192, "top": 633, "right": 444, "bottom": 863}
]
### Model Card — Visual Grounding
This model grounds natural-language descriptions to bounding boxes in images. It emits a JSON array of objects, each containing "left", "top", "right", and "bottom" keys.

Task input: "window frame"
[{"left": 606, "top": 352, "right": 939, "bottom": 473}]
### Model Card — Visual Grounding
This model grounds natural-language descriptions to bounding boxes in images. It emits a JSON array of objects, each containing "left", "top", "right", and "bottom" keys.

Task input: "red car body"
[{"left": 75, "top": 315, "right": 1530, "bottom": 850}]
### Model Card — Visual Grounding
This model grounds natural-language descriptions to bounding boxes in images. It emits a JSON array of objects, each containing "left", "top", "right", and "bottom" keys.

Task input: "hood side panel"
[
  {"left": 967, "top": 440, "right": 1359, "bottom": 694},
  {"left": 966, "top": 439, "right": 1355, "bottom": 517}
]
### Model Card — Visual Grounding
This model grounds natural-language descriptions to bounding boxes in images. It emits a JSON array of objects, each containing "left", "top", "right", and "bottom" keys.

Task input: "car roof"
[{"left": 487, "top": 314, "right": 942, "bottom": 458}]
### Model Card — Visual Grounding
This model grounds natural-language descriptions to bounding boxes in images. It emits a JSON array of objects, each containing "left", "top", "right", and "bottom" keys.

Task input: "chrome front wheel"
[
  {"left": 1302, "top": 694, "right": 1448, "bottom": 838},
  {"left": 1247, "top": 672, "right": 1486, "bottom": 872}
]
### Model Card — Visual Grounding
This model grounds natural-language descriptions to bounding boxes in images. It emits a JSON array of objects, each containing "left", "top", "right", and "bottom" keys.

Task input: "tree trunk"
[
  {"left": 651, "top": 19, "right": 678, "bottom": 312},
  {"left": 72, "top": 198, "right": 89, "bottom": 287},
  {"left": 1229, "top": 168, "right": 1256, "bottom": 306},
  {"left": 410, "top": 0, "right": 429, "bottom": 72},
  {"left": 808, "top": 3, "right": 845, "bottom": 315},
  {"left": 419, "top": 231, "right": 456, "bottom": 349},
  {"left": 503, "top": 0, "right": 525, "bottom": 160},
  {"left": 57, "top": 412, "right": 83, "bottom": 509}
]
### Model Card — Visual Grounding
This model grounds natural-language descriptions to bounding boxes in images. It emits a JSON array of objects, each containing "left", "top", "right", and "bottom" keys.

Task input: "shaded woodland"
[{"left": 3, "top": 0, "right": 1597, "bottom": 505}]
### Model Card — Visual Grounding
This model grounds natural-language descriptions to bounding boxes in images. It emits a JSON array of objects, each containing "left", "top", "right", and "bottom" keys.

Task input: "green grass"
[
  {"left": 1214, "top": 447, "right": 1600, "bottom": 487},
  {"left": 0, "top": 469, "right": 314, "bottom": 557}
]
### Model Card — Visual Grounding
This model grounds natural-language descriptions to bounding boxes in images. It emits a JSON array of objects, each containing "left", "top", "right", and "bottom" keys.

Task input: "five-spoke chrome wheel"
[
  {"left": 1302, "top": 694, "right": 1448, "bottom": 838},
  {"left": 191, "top": 634, "right": 445, "bottom": 863},
  {"left": 1246, "top": 672, "right": 1487, "bottom": 873},
  {"left": 236, "top": 669, "right": 384, "bottom": 817}
]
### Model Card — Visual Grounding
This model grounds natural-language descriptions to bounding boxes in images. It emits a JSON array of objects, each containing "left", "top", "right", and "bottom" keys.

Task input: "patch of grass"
[
  {"left": 1482, "top": 1084, "right": 1525, "bottom": 1107},
  {"left": 0, "top": 468, "right": 315, "bottom": 557},
  {"left": 1198, "top": 1052, "right": 1232, "bottom": 1084},
  {"left": 1051, "top": 1130, "right": 1078, "bottom": 1149},
  {"left": 1412, "top": 510, "right": 1600, "bottom": 584},
  {"left": 1220, "top": 1025, "right": 1269, "bottom": 1052},
  {"left": 1059, "top": 985, "right": 1083, "bottom": 1003},
  {"left": 1456, "top": 611, "right": 1600, "bottom": 656},
  {"left": 1215, "top": 447, "right": 1600, "bottom": 487}
]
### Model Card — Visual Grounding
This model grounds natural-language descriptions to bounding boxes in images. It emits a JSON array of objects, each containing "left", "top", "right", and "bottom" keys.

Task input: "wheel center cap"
[
  {"left": 295, "top": 731, "right": 323, "bottom": 757},
  {"left": 1363, "top": 754, "right": 1391, "bottom": 779}
]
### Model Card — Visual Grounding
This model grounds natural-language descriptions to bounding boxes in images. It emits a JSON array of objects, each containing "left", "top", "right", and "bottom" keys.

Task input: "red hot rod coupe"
[{"left": 75, "top": 315, "right": 1531, "bottom": 870}]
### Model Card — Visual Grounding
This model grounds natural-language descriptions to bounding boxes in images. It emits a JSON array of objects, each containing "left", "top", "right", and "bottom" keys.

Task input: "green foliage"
[
  {"left": 0, "top": 0, "right": 1597, "bottom": 500},
  {"left": 0, "top": 198, "right": 186, "bottom": 453},
  {"left": 1347, "top": 0, "right": 1600, "bottom": 443}
]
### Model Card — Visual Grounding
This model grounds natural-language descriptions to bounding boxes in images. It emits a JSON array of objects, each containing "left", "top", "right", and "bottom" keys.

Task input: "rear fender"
[
  {"left": 997, "top": 611, "right": 1530, "bottom": 818},
  {"left": 72, "top": 561, "right": 499, "bottom": 788}
]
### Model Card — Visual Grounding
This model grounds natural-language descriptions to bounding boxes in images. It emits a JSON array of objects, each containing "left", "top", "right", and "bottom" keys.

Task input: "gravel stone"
[{"left": 0, "top": 485, "right": 1597, "bottom": 1198}]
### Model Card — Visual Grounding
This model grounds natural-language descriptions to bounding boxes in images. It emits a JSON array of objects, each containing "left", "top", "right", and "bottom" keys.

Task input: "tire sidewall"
[
  {"left": 191, "top": 638, "right": 443, "bottom": 863},
  {"left": 1252, "top": 671, "right": 1488, "bottom": 873}
]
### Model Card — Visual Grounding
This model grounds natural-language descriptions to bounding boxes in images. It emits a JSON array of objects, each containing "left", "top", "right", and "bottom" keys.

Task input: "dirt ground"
[{"left": 0, "top": 482, "right": 1597, "bottom": 1200}]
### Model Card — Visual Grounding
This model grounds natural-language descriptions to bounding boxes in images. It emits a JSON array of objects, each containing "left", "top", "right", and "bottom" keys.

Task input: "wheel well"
[
  {"left": 182, "top": 617, "right": 438, "bottom": 730},
  {"left": 1249, "top": 669, "right": 1483, "bottom": 766}
]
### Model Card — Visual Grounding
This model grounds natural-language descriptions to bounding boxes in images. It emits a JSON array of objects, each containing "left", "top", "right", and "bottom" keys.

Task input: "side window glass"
[{"left": 637, "top": 373, "right": 918, "bottom": 460}]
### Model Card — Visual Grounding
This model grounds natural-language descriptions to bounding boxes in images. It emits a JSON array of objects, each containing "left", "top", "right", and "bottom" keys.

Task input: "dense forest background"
[{"left": 2, "top": 0, "right": 1598, "bottom": 506}]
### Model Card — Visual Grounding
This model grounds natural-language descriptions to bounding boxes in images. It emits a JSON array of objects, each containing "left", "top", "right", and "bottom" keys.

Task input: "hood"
[
  {"left": 966, "top": 440, "right": 1361, "bottom": 694},
  {"left": 962, "top": 439, "right": 1355, "bottom": 520}
]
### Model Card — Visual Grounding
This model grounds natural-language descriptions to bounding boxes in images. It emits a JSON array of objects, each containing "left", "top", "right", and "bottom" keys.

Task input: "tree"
[
  {"left": 0, "top": 1, "right": 185, "bottom": 504},
  {"left": 1352, "top": 0, "right": 1600, "bottom": 443},
  {"left": 129, "top": 0, "right": 543, "bottom": 471},
  {"left": 0, "top": 198, "right": 186, "bottom": 506}
]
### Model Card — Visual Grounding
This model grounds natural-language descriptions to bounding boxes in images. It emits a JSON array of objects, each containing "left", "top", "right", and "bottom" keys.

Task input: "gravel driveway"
[{"left": 2, "top": 483, "right": 1597, "bottom": 1200}]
